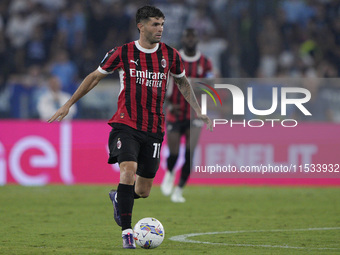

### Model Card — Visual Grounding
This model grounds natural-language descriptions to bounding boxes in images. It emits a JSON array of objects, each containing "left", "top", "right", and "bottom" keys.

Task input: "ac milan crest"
[
  {"left": 117, "top": 138, "right": 122, "bottom": 149},
  {"left": 161, "top": 58, "right": 166, "bottom": 68}
]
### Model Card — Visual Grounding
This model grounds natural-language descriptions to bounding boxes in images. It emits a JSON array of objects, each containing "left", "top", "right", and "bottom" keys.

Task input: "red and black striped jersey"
[
  {"left": 98, "top": 41, "right": 185, "bottom": 135},
  {"left": 166, "top": 50, "right": 213, "bottom": 122}
]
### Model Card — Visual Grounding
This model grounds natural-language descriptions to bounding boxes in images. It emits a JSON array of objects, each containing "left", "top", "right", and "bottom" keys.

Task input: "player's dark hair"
[{"left": 136, "top": 5, "right": 165, "bottom": 32}]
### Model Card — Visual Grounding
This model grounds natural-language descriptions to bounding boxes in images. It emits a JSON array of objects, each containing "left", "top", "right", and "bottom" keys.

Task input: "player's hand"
[
  {"left": 48, "top": 105, "right": 70, "bottom": 123},
  {"left": 197, "top": 113, "right": 213, "bottom": 132}
]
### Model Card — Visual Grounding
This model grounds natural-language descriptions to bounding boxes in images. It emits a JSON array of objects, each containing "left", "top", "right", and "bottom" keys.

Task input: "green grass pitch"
[{"left": 0, "top": 185, "right": 339, "bottom": 254}]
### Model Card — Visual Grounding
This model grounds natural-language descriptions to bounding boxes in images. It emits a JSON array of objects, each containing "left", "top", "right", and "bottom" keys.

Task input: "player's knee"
[
  {"left": 119, "top": 161, "right": 137, "bottom": 184},
  {"left": 136, "top": 190, "right": 150, "bottom": 198},
  {"left": 121, "top": 168, "right": 135, "bottom": 178}
]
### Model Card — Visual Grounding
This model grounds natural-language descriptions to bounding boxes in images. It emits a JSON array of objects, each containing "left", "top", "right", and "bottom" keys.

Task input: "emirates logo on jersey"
[
  {"left": 130, "top": 69, "right": 167, "bottom": 80},
  {"left": 161, "top": 58, "right": 167, "bottom": 68}
]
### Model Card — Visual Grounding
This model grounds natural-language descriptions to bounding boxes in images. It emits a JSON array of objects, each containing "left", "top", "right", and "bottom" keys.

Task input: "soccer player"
[
  {"left": 161, "top": 28, "right": 214, "bottom": 202},
  {"left": 48, "top": 6, "right": 212, "bottom": 249}
]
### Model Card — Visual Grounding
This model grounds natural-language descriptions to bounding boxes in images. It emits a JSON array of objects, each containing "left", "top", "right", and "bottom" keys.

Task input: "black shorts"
[
  {"left": 108, "top": 123, "right": 164, "bottom": 178},
  {"left": 166, "top": 119, "right": 204, "bottom": 134}
]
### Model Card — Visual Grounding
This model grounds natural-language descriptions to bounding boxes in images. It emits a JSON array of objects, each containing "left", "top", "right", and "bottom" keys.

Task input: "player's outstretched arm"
[
  {"left": 48, "top": 70, "right": 107, "bottom": 123},
  {"left": 173, "top": 75, "right": 213, "bottom": 131}
]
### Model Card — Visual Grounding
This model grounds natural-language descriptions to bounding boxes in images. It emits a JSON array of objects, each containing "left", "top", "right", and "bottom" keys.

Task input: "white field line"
[{"left": 169, "top": 227, "right": 340, "bottom": 250}]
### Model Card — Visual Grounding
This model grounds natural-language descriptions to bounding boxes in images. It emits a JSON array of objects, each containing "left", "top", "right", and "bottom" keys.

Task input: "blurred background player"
[{"left": 161, "top": 28, "right": 214, "bottom": 203}]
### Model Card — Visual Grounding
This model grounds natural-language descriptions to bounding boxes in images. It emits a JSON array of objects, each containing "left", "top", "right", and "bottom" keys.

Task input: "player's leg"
[
  {"left": 166, "top": 122, "right": 182, "bottom": 173},
  {"left": 161, "top": 123, "right": 181, "bottom": 196},
  {"left": 182, "top": 125, "right": 201, "bottom": 186},
  {"left": 120, "top": 161, "right": 138, "bottom": 185},
  {"left": 171, "top": 122, "right": 201, "bottom": 203},
  {"left": 136, "top": 132, "right": 163, "bottom": 197},
  {"left": 135, "top": 174, "right": 154, "bottom": 198},
  {"left": 107, "top": 126, "right": 140, "bottom": 249},
  {"left": 117, "top": 161, "right": 138, "bottom": 231}
]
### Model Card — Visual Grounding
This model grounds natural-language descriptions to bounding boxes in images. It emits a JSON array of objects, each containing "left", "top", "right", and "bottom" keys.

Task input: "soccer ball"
[{"left": 133, "top": 217, "right": 165, "bottom": 249}]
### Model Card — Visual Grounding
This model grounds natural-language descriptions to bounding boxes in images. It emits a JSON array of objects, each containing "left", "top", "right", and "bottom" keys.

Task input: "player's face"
[
  {"left": 141, "top": 17, "right": 164, "bottom": 44},
  {"left": 182, "top": 30, "right": 198, "bottom": 51}
]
